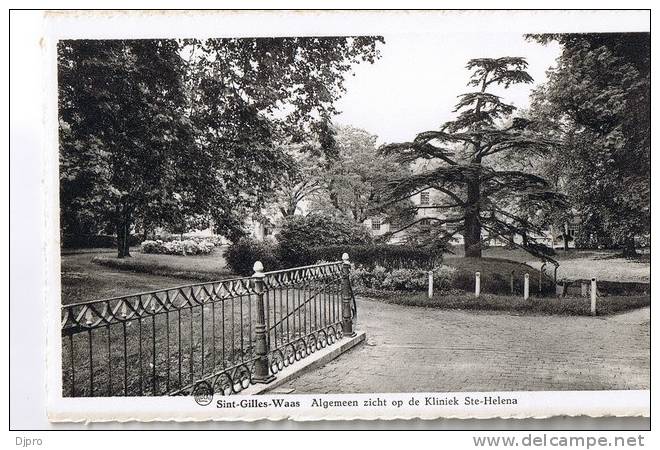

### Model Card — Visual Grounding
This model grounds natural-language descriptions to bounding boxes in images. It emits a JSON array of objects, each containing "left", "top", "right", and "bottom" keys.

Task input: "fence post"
[
  {"left": 428, "top": 270, "right": 434, "bottom": 299},
  {"left": 341, "top": 253, "right": 356, "bottom": 337},
  {"left": 252, "top": 261, "right": 275, "bottom": 384},
  {"left": 524, "top": 273, "right": 530, "bottom": 300},
  {"left": 475, "top": 271, "right": 481, "bottom": 298},
  {"left": 590, "top": 277, "right": 597, "bottom": 316}
]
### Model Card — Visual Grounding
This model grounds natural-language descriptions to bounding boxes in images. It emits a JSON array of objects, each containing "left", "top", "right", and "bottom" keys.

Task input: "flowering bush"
[
  {"left": 381, "top": 268, "right": 428, "bottom": 291},
  {"left": 350, "top": 265, "right": 388, "bottom": 289},
  {"left": 432, "top": 265, "right": 457, "bottom": 291},
  {"left": 140, "top": 239, "right": 215, "bottom": 256},
  {"left": 349, "top": 264, "right": 456, "bottom": 292}
]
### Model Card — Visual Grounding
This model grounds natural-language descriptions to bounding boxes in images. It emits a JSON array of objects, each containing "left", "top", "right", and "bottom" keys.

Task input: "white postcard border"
[{"left": 44, "top": 9, "right": 651, "bottom": 422}]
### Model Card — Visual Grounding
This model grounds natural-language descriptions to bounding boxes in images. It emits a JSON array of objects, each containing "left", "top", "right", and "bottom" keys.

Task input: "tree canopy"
[
  {"left": 528, "top": 33, "right": 650, "bottom": 254},
  {"left": 59, "top": 37, "right": 383, "bottom": 256},
  {"left": 309, "top": 125, "right": 415, "bottom": 224}
]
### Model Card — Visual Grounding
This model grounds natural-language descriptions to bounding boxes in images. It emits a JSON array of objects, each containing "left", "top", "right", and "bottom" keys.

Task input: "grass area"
[
  {"left": 367, "top": 291, "right": 650, "bottom": 316},
  {"left": 444, "top": 256, "right": 555, "bottom": 295},
  {"left": 91, "top": 249, "right": 235, "bottom": 282},
  {"left": 447, "top": 245, "right": 650, "bottom": 283},
  {"left": 528, "top": 255, "right": 650, "bottom": 283},
  {"left": 62, "top": 252, "right": 204, "bottom": 305}
]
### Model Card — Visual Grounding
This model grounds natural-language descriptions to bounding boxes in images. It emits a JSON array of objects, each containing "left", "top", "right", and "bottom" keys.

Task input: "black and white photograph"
[{"left": 9, "top": 8, "right": 653, "bottom": 431}]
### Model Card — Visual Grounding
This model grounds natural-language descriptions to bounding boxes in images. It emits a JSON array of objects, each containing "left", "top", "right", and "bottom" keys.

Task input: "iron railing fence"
[{"left": 61, "top": 255, "right": 356, "bottom": 397}]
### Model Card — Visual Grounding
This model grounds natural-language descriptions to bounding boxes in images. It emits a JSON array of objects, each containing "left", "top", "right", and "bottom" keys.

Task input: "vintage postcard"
[{"left": 44, "top": 9, "right": 650, "bottom": 422}]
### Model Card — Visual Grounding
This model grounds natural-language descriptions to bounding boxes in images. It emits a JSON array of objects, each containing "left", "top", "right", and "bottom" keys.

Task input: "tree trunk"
[
  {"left": 116, "top": 204, "right": 132, "bottom": 258},
  {"left": 116, "top": 203, "right": 124, "bottom": 258},
  {"left": 116, "top": 225, "right": 124, "bottom": 258},
  {"left": 622, "top": 237, "right": 637, "bottom": 257},
  {"left": 563, "top": 222, "right": 569, "bottom": 252},
  {"left": 463, "top": 176, "right": 482, "bottom": 258}
]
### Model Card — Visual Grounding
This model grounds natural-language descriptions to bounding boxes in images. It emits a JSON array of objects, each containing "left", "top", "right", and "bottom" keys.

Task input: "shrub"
[
  {"left": 152, "top": 234, "right": 226, "bottom": 246},
  {"left": 309, "top": 244, "right": 442, "bottom": 270},
  {"left": 140, "top": 239, "right": 215, "bottom": 256},
  {"left": 277, "top": 214, "right": 373, "bottom": 267},
  {"left": 433, "top": 265, "right": 457, "bottom": 291},
  {"left": 350, "top": 264, "right": 456, "bottom": 293},
  {"left": 224, "top": 237, "right": 280, "bottom": 276},
  {"left": 381, "top": 268, "right": 428, "bottom": 291},
  {"left": 350, "top": 265, "right": 388, "bottom": 290}
]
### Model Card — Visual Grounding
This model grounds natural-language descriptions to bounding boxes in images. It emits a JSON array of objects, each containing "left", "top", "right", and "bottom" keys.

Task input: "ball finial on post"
[
  {"left": 253, "top": 260, "right": 264, "bottom": 277},
  {"left": 342, "top": 253, "right": 350, "bottom": 264}
]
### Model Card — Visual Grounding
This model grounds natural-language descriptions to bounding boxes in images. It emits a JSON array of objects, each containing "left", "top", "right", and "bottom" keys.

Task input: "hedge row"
[
  {"left": 307, "top": 244, "right": 441, "bottom": 270},
  {"left": 223, "top": 238, "right": 443, "bottom": 276}
]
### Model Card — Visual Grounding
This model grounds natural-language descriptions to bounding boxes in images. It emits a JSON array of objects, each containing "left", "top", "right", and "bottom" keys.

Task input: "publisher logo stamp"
[{"left": 193, "top": 381, "right": 214, "bottom": 406}]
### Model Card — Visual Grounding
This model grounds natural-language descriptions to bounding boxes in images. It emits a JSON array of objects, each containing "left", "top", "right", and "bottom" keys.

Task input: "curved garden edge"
[{"left": 358, "top": 290, "right": 650, "bottom": 317}]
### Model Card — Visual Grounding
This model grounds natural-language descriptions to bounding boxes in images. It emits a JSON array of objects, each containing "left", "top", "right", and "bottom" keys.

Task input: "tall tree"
[
  {"left": 381, "top": 57, "right": 564, "bottom": 258},
  {"left": 59, "top": 39, "right": 195, "bottom": 257},
  {"left": 310, "top": 125, "right": 415, "bottom": 224},
  {"left": 528, "top": 33, "right": 650, "bottom": 255}
]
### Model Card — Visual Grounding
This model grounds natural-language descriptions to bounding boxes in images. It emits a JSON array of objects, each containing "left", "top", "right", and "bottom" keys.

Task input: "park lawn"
[
  {"left": 62, "top": 251, "right": 209, "bottom": 305},
  {"left": 526, "top": 253, "right": 650, "bottom": 283},
  {"left": 448, "top": 246, "right": 650, "bottom": 283},
  {"left": 91, "top": 248, "right": 235, "bottom": 282},
  {"left": 367, "top": 291, "right": 650, "bottom": 316}
]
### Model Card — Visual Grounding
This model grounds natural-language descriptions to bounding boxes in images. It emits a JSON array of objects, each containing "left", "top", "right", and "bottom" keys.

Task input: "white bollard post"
[
  {"left": 475, "top": 271, "right": 481, "bottom": 298},
  {"left": 590, "top": 277, "right": 597, "bottom": 316},
  {"left": 524, "top": 273, "right": 530, "bottom": 300},
  {"left": 428, "top": 270, "right": 434, "bottom": 299}
]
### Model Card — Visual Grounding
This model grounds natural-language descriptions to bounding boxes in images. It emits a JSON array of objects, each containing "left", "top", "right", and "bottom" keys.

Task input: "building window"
[
  {"left": 419, "top": 218, "right": 432, "bottom": 233},
  {"left": 567, "top": 223, "right": 577, "bottom": 237},
  {"left": 420, "top": 191, "right": 430, "bottom": 205},
  {"left": 371, "top": 217, "right": 381, "bottom": 230}
]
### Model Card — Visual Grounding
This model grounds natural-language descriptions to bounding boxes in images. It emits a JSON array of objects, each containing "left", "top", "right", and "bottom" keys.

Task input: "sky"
[{"left": 334, "top": 32, "right": 562, "bottom": 145}]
